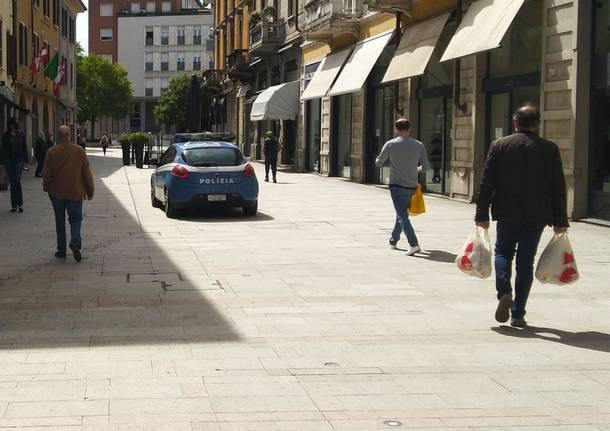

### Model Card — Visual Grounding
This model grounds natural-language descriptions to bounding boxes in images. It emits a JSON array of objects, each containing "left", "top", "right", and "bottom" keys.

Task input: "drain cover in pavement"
[{"left": 383, "top": 420, "right": 403, "bottom": 427}]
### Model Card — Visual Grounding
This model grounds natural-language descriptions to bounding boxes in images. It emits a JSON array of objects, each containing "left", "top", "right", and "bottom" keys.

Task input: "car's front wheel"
[
  {"left": 243, "top": 202, "right": 258, "bottom": 217},
  {"left": 164, "top": 188, "right": 178, "bottom": 219}
]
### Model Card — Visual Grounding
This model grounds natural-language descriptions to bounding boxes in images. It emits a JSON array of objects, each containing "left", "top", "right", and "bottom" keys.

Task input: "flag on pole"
[
  {"left": 39, "top": 41, "right": 49, "bottom": 65},
  {"left": 30, "top": 55, "right": 39, "bottom": 77},
  {"left": 44, "top": 53, "right": 59, "bottom": 81},
  {"left": 53, "top": 57, "right": 66, "bottom": 97}
]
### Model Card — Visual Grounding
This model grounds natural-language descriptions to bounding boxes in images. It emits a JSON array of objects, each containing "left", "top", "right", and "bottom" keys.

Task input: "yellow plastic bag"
[{"left": 408, "top": 184, "right": 426, "bottom": 216}]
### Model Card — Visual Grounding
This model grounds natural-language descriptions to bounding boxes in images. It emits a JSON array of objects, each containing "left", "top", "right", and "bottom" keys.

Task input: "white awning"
[
  {"left": 300, "top": 49, "right": 352, "bottom": 101},
  {"left": 382, "top": 12, "right": 450, "bottom": 83},
  {"left": 440, "top": 0, "right": 526, "bottom": 62},
  {"left": 328, "top": 31, "right": 394, "bottom": 97},
  {"left": 250, "top": 81, "right": 300, "bottom": 121}
]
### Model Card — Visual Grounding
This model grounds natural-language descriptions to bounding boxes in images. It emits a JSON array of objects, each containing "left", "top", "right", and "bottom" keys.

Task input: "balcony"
[
  {"left": 203, "top": 69, "right": 225, "bottom": 93},
  {"left": 227, "top": 49, "right": 254, "bottom": 83},
  {"left": 304, "top": 0, "right": 363, "bottom": 43},
  {"left": 249, "top": 18, "right": 285, "bottom": 55},
  {"left": 365, "top": 0, "right": 412, "bottom": 14}
]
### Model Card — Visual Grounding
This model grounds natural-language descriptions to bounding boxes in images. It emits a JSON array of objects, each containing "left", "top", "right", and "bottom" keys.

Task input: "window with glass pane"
[
  {"left": 131, "top": 2, "right": 140, "bottom": 13},
  {"left": 177, "top": 28, "right": 185, "bottom": 45},
  {"left": 145, "top": 28, "right": 154, "bottom": 45},
  {"left": 100, "top": 28, "right": 112, "bottom": 41},
  {"left": 193, "top": 26, "right": 202, "bottom": 44},
  {"left": 146, "top": 1, "right": 155, "bottom": 12},
  {"left": 161, "top": 53, "right": 169, "bottom": 70},
  {"left": 100, "top": 3, "right": 113, "bottom": 16},
  {"left": 162, "top": 1, "right": 171, "bottom": 12},
  {"left": 177, "top": 54, "right": 185, "bottom": 71},
  {"left": 145, "top": 53, "right": 153, "bottom": 71},
  {"left": 145, "top": 79, "right": 153, "bottom": 97},
  {"left": 193, "top": 55, "right": 201, "bottom": 70},
  {"left": 161, "top": 27, "right": 169, "bottom": 45}
]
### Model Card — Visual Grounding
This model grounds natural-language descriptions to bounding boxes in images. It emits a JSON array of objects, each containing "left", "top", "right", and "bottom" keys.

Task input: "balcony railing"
[
  {"left": 304, "top": 0, "right": 363, "bottom": 41},
  {"left": 365, "top": 0, "right": 412, "bottom": 14},
  {"left": 193, "top": 35, "right": 202, "bottom": 44},
  {"left": 227, "top": 49, "right": 254, "bottom": 82},
  {"left": 203, "top": 69, "right": 226, "bottom": 92},
  {"left": 249, "top": 18, "right": 285, "bottom": 54}
]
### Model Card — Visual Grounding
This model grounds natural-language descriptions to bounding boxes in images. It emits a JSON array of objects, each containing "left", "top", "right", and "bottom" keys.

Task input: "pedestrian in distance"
[
  {"left": 76, "top": 129, "right": 86, "bottom": 151},
  {"left": 475, "top": 104, "right": 569, "bottom": 328},
  {"left": 376, "top": 118, "right": 430, "bottom": 256},
  {"left": 34, "top": 133, "right": 48, "bottom": 177},
  {"left": 47, "top": 133, "right": 55, "bottom": 149},
  {"left": 42, "top": 125, "right": 95, "bottom": 262},
  {"left": 99, "top": 133, "right": 109, "bottom": 155},
  {"left": 264, "top": 131, "right": 280, "bottom": 183},
  {"left": 0, "top": 117, "right": 29, "bottom": 213}
]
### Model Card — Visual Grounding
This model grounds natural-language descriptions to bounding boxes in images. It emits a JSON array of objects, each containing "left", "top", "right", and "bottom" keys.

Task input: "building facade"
[
  {"left": 293, "top": 0, "right": 609, "bottom": 221},
  {"left": 90, "top": 0, "right": 213, "bottom": 136},
  {"left": 0, "top": 0, "right": 17, "bottom": 135},
  {"left": 13, "top": 0, "right": 85, "bottom": 154}
]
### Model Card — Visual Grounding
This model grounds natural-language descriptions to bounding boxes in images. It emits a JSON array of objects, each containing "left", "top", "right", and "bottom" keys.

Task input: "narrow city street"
[{"left": 1, "top": 147, "right": 610, "bottom": 431}]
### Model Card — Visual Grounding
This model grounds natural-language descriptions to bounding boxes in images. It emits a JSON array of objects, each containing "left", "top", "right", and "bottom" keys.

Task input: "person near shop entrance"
[
  {"left": 42, "top": 125, "right": 95, "bottom": 262},
  {"left": 264, "top": 131, "right": 280, "bottom": 183},
  {"left": 34, "top": 133, "right": 48, "bottom": 177},
  {"left": 1, "top": 118, "right": 29, "bottom": 213},
  {"left": 376, "top": 118, "right": 430, "bottom": 256},
  {"left": 475, "top": 105, "right": 569, "bottom": 328}
]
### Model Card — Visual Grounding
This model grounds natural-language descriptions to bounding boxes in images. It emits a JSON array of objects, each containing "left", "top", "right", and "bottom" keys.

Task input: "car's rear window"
[{"left": 183, "top": 147, "right": 243, "bottom": 167}]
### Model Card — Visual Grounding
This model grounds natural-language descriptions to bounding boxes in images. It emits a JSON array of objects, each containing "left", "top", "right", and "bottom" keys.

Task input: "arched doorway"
[
  {"left": 31, "top": 98, "right": 39, "bottom": 143},
  {"left": 43, "top": 102, "right": 49, "bottom": 136}
]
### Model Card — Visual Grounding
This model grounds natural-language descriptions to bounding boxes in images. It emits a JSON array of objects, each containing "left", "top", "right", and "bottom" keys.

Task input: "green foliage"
[
  {"left": 153, "top": 74, "right": 191, "bottom": 130},
  {"left": 249, "top": 11, "right": 262, "bottom": 28},
  {"left": 118, "top": 133, "right": 130, "bottom": 146},
  {"left": 128, "top": 131, "right": 150, "bottom": 146},
  {"left": 76, "top": 54, "right": 133, "bottom": 138},
  {"left": 262, "top": 6, "right": 276, "bottom": 18}
]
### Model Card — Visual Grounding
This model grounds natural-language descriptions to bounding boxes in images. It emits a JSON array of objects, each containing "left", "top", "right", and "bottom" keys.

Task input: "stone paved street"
[{"left": 1, "top": 147, "right": 610, "bottom": 430}]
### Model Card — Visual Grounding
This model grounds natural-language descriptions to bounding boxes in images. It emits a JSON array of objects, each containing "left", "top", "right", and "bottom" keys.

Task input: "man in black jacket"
[
  {"left": 475, "top": 105, "right": 568, "bottom": 327},
  {"left": 263, "top": 131, "right": 280, "bottom": 183},
  {"left": 1, "top": 118, "right": 29, "bottom": 212}
]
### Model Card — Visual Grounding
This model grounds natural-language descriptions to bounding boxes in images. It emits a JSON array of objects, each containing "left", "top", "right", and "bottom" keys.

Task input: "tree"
[
  {"left": 76, "top": 53, "right": 132, "bottom": 140},
  {"left": 153, "top": 74, "right": 191, "bottom": 131}
]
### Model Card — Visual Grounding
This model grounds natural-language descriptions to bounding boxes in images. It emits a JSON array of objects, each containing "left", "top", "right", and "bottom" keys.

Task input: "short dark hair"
[
  {"left": 514, "top": 105, "right": 540, "bottom": 129},
  {"left": 395, "top": 118, "right": 410, "bottom": 131}
]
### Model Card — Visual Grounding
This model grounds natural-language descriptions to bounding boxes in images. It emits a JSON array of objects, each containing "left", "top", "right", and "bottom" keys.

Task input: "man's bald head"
[
  {"left": 514, "top": 104, "right": 540, "bottom": 131},
  {"left": 57, "top": 125, "right": 70, "bottom": 144}
]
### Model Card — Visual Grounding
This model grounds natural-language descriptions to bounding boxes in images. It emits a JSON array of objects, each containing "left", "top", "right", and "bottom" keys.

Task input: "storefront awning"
[
  {"left": 382, "top": 12, "right": 450, "bottom": 83},
  {"left": 440, "top": 0, "right": 526, "bottom": 62},
  {"left": 328, "top": 31, "right": 394, "bottom": 97},
  {"left": 300, "top": 48, "right": 352, "bottom": 101},
  {"left": 250, "top": 81, "right": 300, "bottom": 121}
]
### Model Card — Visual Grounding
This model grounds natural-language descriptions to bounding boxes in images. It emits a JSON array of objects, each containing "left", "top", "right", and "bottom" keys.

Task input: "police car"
[{"left": 151, "top": 141, "right": 258, "bottom": 218}]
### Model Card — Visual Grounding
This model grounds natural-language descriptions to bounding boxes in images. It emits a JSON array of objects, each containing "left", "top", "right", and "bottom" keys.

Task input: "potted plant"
[
  {"left": 128, "top": 132, "right": 150, "bottom": 169},
  {"left": 118, "top": 133, "right": 131, "bottom": 166},
  {"left": 262, "top": 5, "right": 276, "bottom": 20},
  {"left": 249, "top": 11, "right": 262, "bottom": 28}
]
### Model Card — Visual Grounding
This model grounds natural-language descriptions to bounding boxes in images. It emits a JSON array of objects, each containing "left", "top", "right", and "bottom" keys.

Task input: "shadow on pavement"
[
  {"left": 412, "top": 250, "right": 458, "bottom": 263},
  {"left": 180, "top": 208, "right": 274, "bottom": 222},
  {"left": 0, "top": 149, "right": 242, "bottom": 349},
  {"left": 492, "top": 326, "right": 610, "bottom": 353}
]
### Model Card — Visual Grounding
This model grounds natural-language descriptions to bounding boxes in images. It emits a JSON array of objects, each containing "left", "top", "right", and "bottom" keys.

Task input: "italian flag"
[{"left": 44, "top": 54, "right": 66, "bottom": 97}]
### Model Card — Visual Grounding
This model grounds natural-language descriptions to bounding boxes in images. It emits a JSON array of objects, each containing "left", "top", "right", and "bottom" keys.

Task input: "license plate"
[{"left": 207, "top": 194, "right": 226, "bottom": 202}]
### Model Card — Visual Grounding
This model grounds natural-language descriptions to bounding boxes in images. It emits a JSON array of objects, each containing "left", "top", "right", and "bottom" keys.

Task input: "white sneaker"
[
  {"left": 406, "top": 246, "right": 421, "bottom": 256},
  {"left": 390, "top": 244, "right": 398, "bottom": 250}
]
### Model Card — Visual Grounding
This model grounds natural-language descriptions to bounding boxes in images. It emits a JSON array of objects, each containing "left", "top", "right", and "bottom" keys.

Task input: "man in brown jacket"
[
  {"left": 475, "top": 105, "right": 568, "bottom": 327},
  {"left": 42, "top": 126, "right": 94, "bottom": 261}
]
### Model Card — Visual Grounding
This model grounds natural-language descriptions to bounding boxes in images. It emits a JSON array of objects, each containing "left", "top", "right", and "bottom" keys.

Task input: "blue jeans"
[
  {"left": 50, "top": 196, "right": 83, "bottom": 253},
  {"left": 6, "top": 160, "right": 24, "bottom": 208},
  {"left": 389, "top": 186, "right": 419, "bottom": 247},
  {"left": 495, "top": 221, "right": 545, "bottom": 319}
]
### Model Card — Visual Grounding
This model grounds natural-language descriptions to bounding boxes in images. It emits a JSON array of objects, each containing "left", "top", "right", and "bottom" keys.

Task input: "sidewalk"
[{"left": 0, "top": 147, "right": 609, "bottom": 430}]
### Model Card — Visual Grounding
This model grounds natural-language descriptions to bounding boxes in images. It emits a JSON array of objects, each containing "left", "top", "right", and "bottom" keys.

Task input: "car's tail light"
[
  {"left": 171, "top": 165, "right": 189, "bottom": 180},
  {"left": 244, "top": 163, "right": 255, "bottom": 177}
]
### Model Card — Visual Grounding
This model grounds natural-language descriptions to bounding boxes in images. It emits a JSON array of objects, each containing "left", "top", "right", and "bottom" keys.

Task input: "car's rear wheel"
[
  {"left": 151, "top": 183, "right": 162, "bottom": 208},
  {"left": 243, "top": 202, "right": 258, "bottom": 217},
  {"left": 164, "top": 188, "right": 178, "bottom": 219}
]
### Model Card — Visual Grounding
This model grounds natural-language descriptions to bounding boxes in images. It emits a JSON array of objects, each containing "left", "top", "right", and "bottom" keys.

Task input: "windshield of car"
[{"left": 182, "top": 147, "right": 244, "bottom": 167}]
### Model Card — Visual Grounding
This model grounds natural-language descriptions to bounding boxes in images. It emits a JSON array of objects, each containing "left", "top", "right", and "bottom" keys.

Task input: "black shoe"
[
  {"left": 10, "top": 208, "right": 16, "bottom": 213},
  {"left": 495, "top": 294, "right": 513, "bottom": 323},
  {"left": 18, "top": 206, "right": 23, "bottom": 213},
  {"left": 273, "top": 178, "right": 277, "bottom": 183},
  {"left": 55, "top": 251, "right": 67, "bottom": 259},
  {"left": 69, "top": 242, "right": 82, "bottom": 262},
  {"left": 264, "top": 177, "right": 269, "bottom": 182}
]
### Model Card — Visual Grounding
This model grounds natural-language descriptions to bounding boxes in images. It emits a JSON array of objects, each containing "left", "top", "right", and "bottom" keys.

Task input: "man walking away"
[
  {"left": 42, "top": 125, "right": 95, "bottom": 262},
  {"left": 264, "top": 131, "right": 280, "bottom": 183},
  {"left": 376, "top": 118, "right": 430, "bottom": 256},
  {"left": 1, "top": 118, "right": 29, "bottom": 212},
  {"left": 475, "top": 105, "right": 568, "bottom": 328},
  {"left": 34, "top": 133, "right": 48, "bottom": 177},
  {"left": 100, "top": 133, "right": 109, "bottom": 155}
]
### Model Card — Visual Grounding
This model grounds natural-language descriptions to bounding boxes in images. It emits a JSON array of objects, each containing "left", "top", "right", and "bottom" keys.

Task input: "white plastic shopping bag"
[
  {"left": 535, "top": 233, "right": 579, "bottom": 285},
  {"left": 456, "top": 226, "right": 492, "bottom": 279}
]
